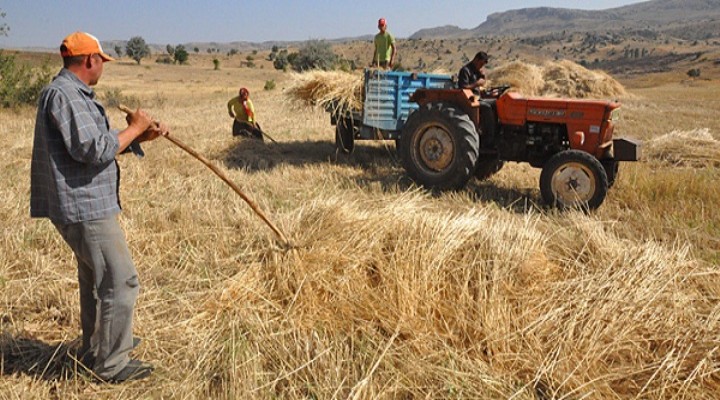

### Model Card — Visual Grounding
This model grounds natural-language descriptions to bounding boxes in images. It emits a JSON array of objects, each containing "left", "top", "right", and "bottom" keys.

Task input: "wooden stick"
[
  {"left": 255, "top": 122, "right": 278, "bottom": 144},
  {"left": 119, "top": 105, "right": 291, "bottom": 247}
]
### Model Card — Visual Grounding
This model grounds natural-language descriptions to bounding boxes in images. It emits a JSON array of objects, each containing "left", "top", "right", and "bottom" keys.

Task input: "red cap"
[
  {"left": 239, "top": 87, "right": 249, "bottom": 96},
  {"left": 378, "top": 18, "right": 386, "bottom": 27},
  {"left": 60, "top": 32, "right": 115, "bottom": 62}
]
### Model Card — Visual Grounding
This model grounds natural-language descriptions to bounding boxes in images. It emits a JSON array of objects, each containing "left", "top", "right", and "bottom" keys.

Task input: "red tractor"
[{"left": 399, "top": 86, "right": 641, "bottom": 209}]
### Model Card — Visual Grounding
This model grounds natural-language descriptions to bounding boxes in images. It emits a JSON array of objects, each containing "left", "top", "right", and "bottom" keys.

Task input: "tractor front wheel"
[
  {"left": 399, "top": 103, "right": 479, "bottom": 190},
  {"left": 540, "top": 150, "right": 609, "bottom": 210}
]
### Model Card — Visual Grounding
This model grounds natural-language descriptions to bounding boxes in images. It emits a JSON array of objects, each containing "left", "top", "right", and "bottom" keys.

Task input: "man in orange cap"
[
  {"left": 31, "top": 31, "right": 168, "bottom": 383},
  {"left": 372, "top": 18, "right": 396, "bottom": 69}
]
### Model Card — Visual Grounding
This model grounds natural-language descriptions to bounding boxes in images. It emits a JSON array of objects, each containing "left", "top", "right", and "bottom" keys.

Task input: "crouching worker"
[
  {"left": 227, "top": 87, "right": 264, "bottom": 141},
  {"left": 31, "top": 32, "right": 169, "bottom": 383}
]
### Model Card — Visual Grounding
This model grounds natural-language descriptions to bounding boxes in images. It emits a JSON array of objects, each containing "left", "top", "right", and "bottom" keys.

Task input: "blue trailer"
[{"left": 331, "top": 69, "right": 456, "bottom": 153}]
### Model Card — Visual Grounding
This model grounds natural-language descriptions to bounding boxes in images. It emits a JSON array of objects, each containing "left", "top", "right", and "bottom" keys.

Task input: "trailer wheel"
[
  {"left": 540, "top": 150, "right": 609, "bottom": 210},
  {"left": 474, "top": 157, "right": 504, "bottom": 181},
  {"left": 400, "top": 102, "right": 479, "bottom": 190},
  {"left": 335, "top": 118, "right": 355, "bottom": 154}
]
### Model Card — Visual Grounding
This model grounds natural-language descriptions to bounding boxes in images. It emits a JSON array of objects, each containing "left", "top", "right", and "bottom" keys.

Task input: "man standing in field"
[
  {"left": 227, "top": 87, "right": 264, "bottom": 140},
  {"left": 372, "top": 18, "right": 396, "bottom": 69},
  {"left": 31, "top": 31, "right": 168, "bottom": 383}
]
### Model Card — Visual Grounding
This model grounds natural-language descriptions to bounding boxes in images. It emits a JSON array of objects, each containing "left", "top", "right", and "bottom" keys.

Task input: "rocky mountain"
[{"left": 409, "top": 0, "right": 720, "bottom": 39}]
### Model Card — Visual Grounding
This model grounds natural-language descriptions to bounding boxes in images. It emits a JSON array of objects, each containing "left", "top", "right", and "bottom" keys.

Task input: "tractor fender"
[{"left": 411, "top": 89, "right": 481, "bottom": 127}]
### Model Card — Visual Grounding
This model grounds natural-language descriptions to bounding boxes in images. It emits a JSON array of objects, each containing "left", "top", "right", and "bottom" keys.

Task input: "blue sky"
[{"left": 1, "top": 0, "right": 647, "bottom": 48}]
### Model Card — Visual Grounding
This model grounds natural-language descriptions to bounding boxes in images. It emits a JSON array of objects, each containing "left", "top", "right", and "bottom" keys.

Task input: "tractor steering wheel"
[{"left": 484, "top": 85, "right": 511, "bottom": 98}]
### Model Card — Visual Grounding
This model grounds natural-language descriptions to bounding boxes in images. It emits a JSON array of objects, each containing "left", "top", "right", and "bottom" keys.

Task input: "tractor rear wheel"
[
  {"left": 540, "top": 150, "right": 609, "bottom": 210},
  {"left": 400, "top": 103, "right": 479, "bottom": 190}
]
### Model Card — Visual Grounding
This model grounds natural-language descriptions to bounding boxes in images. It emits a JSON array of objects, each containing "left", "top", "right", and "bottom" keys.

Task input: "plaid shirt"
[{"left": 31, "top": 69, "right": 122, "bottom": 224}]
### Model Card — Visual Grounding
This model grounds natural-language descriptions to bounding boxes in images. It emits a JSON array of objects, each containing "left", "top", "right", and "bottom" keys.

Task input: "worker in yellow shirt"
[
  {"left": 227, "top": 87, "right": 263, "bottom": 140},
  {"left": 372, "top": 18, "right": 396, "bottom": 69}
]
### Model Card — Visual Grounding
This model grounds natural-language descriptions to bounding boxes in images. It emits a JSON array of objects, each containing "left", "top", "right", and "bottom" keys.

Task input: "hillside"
[{"left": 410, "top": 0, "right": 720, "bottom": 39}]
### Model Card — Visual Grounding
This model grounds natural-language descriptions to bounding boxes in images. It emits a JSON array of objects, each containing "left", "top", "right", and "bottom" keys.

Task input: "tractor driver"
[{"left": 458, "top": 51, "right": 497, "bottom": 148}]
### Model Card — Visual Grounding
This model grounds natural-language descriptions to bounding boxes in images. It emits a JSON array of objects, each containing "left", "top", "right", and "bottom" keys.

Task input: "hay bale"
[
  {"left": 487, "top": 61, "right": 545, "bottom": 96},
  {"left": 540, "top": 60, "right": 626, "bottom": 99},
  {"left": 645, "top": 128, "right": 720, "bottom": 167},
  {"left": 284, "top": 70, "right": 363, "bottom": 115},
  {"left": 489, "top": 60, "right": 626, "bottom": 99}
]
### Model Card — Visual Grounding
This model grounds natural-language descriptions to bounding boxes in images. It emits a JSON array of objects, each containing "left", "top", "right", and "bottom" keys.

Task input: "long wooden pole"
[{"left": 119, "top": 105, "right": 290, "bottom": 246}]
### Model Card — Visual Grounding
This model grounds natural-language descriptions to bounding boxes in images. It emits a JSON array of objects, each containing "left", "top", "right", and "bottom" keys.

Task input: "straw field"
[{"left": 1, "top": 57, "right": 719, "bottom": 399}]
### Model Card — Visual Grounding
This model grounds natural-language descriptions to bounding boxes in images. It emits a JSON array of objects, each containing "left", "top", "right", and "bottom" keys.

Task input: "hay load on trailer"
[{"left": 286, "top": 68, "right": 456, "bottom": 154}]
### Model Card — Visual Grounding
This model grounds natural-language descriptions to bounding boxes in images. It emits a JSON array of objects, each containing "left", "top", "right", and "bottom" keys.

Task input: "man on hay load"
[{"left": 371, "top": 17, "right": 396, "bottom": 69}]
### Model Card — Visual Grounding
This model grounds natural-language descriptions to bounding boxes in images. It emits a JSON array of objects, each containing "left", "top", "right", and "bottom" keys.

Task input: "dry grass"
[
  {"left": 284, "top": 70, "right": 363, "bottom": 115},
  {"left": 1, "top": 56, "right": 719, "bottom": 399},
  {"left": 487, "top": 61, "right": 546, "bottom": 97},
  {"left": 645, "top": 129, "right": 720, "bottom": 167},
  {"left": 489, "top": 60, "right": 627, "bottom": 98}
]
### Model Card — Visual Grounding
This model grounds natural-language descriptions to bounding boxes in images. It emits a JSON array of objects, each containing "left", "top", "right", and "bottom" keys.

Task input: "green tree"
[
  {"left": 114, "top": 45, "right": 123, "bottom": 59},
  {"left": 1, "top": 9, "right": 9, "bottom": 36},
  {"left": 174, "top": 45, "right": 189, "bottom": 65},
  {"left": 166, "top": 44, "right": 175, "bottom": 56},
  {"left": 291, "top": 40, "right": 337, "bottom": 71},
  {"left": 193, "top": 47, "right": 199, "bottom": 54},
  {"left": 213, "top": 58, "right": 220, "bottom": 70},
  {"left": 125, "top": 36, "right": 150, "bottom": 65}
]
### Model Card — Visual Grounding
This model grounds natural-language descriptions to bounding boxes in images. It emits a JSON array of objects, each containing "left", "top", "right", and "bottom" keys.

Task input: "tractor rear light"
[
  {"left": 610, "top": 108, "right": 621, "bottom": 121},
  {"left": 570, "top": 131, "right": 585, "bottom": 147}
]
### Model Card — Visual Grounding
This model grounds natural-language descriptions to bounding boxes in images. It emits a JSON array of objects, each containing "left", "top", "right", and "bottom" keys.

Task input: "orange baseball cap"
[{"left": 60, "top": 32, "right": 115, "bottom": 62}]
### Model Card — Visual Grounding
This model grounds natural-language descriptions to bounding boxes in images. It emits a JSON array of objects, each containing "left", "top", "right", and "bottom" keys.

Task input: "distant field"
[{"left": 1, "top": 51, "right": 718, "bottom": 399}]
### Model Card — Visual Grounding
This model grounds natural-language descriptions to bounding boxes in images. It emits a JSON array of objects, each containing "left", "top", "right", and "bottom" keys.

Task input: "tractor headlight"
[{"left": 610, "top": 108, "right": 621, "bottom": 121}]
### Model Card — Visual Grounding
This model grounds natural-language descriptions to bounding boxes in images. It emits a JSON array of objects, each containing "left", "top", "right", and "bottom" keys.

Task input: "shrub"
[
  {"left": 125, "top": 36, "right": 150, "bottom": 65},
  {"left": 174, "top": 45, "right": 189, "bottom": 65},
  {"left": 101, "top": 88, "right": 140, "bottom": 109},
  {"left": 291, "top": 40, "right": 337, "bottom": 72},
  {"left": 273, "top": 49, "right": 290, "bottom": 71},
  {"left": 156, "top": 55, "right": 173, "bottom": 64},
  {"left": 264, "top": 80, "right": 276, "bottom": 91},
  {"left": 0, "top": 51, "right": 52, "bottom": 108},
  {"left": 213, "top": 58, "right": 220, "bottom": 70},
  {"left": 687, "top": 68, "right": 701, "bottom": 78}
]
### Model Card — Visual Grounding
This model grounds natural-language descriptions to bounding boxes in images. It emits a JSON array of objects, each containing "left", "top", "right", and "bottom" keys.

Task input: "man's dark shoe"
[
  {"left": 108, "top": 359, "right": 154, "bottom": 383},
  {"left": 78, "top": 337, "right": 142, "bottom": 370}
]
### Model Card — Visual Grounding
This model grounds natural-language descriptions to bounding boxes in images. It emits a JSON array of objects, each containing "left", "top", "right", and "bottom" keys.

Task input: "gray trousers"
[{"left": 54, "top": 216, "right": 139, "bottom": 379}]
